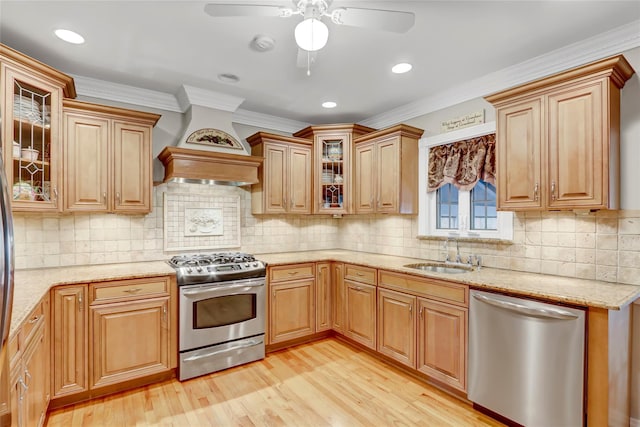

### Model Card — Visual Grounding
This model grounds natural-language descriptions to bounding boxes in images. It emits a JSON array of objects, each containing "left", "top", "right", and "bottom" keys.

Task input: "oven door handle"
[
  {"left": 183, "top": 338, "right": 264, "bottom": 362},
  {"left": 182, "top": 281, "right": 264, "bottom": 297}
]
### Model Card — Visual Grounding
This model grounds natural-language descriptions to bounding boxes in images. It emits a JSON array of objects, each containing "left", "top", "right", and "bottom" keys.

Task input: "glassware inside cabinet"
[
  {"left": 321, "top": 139, "right": 344, "bottom": 209},
  {"left": 11, "top": 79, "right": 52, "bottom": 202}
]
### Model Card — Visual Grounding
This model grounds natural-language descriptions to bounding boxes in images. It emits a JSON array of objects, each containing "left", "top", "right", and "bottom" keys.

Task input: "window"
[{"left": 418, "top": 122, "right": 512, "bottom": 240}]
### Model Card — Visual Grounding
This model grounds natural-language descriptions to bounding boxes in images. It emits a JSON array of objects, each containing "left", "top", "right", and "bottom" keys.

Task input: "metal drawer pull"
[
  {"left": 472, "top": 294, "right": 578, "bottom": 320},
  {"left": 183, "top": 339, "right": 263, "bottom": 362},
  {"left": 534, "top": 183, "right": 539, "bottom": 201},
  {"left": 287, "top": 271, "right": 299, "bottom": 275},
  {"left": 28, "top": 315, "right": 40, "bottom": 324},
  {"left": 356, "top": 272, "right": 364, "bottom": 276},
  {"left": 551, "top": 181, "right": 556, "bottom": 201},
  {"left": 123, "top": 288, "right": 143, "bottom": 294}
]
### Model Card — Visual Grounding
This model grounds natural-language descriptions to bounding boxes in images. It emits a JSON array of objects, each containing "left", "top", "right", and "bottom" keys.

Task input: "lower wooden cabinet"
[
  {"left": 269, "top": 279, "right": 316, "bottom": 344},
  {"left": 9, "top": 295, "right": 49, "bottom": 427},
  {"left": 316, "top": 262, "right": 332, "bottom": 332},
  {"left": 52, "top": 285, "right": 88, "bottom": 398},
  {"left": 417, "top": 298, "right": 468, "bottom": 391},
  {"left": 50, "top": 276, "right": 175, "bottom": 405},
  {"left": 344, "top": 280, "right": 376, "bottom": 350},
  {"left": 90, "top": 297, "right": 170, "bottom": 388},
  {"left": 331, "top": 263, "right": 345, "bottom": 333},
  {"left": 377, "top": 288, "right": 416, "bottom": 368}
]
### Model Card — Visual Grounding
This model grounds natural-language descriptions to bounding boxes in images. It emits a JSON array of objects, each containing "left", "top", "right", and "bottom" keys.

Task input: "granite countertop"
[
  {"left": 9, "top": 250, "right": 640, "bottom": 339},
  {"left": 255, "top": 250, "right": 640, "bottom": 311},
  {"left": 10, "top": 261, "right": 175, "bottom": 337}
]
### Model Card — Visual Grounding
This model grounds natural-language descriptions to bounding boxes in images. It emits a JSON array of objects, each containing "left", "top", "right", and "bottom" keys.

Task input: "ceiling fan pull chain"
[{"left": 307, "top": 50, "right": 311, "bottom": 76}]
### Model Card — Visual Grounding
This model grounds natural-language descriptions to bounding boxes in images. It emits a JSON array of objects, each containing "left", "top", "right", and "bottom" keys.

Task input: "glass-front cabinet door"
[
  {"left": 1, "top": 64, "right": 64, "bottom": 211},
  {"left": 317, "top": 133, "right": 349, "bottom": 215}
]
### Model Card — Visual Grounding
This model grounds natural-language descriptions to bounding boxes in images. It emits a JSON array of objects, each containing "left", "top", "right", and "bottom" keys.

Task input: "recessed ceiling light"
[
  {"left": 392, "top": 63, "right": 412, "bottom": 74},
  {"left": 54, "top": 29, "right": 85, "bottom": 44},
  {"left": 322, "top": 101, "right": 337, "bottom": 109},
  {"left": 218, "top": 73, "right": 240, "bottom": 84}
]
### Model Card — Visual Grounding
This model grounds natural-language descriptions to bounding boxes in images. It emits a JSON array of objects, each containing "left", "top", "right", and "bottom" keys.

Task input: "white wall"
[{"left": 620, "top": 47, "right": 640, "bottom": 210}]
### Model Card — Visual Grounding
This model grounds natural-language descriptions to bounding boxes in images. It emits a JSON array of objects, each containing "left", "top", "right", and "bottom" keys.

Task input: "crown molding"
[
  {"left": 233, "top": 109, "right": 310, "bottom": 134},
  {"left": 360, "top": 20, "right": 640, "bottom": 129},
  {"left": 175, "top": 84, "right": 244, "bottom": 113},
  {"left": 71, "top": 74, "right": 182, "bottom": 112}
]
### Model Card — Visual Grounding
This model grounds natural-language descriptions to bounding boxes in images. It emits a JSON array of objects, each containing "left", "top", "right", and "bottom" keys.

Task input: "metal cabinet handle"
[
  {"left": 28, "top": 315, "right": 40, "bottom": 324},
  {"left": 116, "top": 192, "right": 121, "bottom": 203},
  {"left": 287, "top": 271, "right": 299, "bottom": 275},
  {"left": 551, "top": 181, "right": 556, "bottom": 201},
  {"left": 419, "top": 307, "right": 423, "bottom": 318},
  {"left": 355, "top": 286, "right": 363, "bottom": 291},
  {"left": 79, "top": 292, "right": 83, "bottom": 311},
  {"left": 163, "top": 304, "right": 167, "bottom": 322},
  {"left": 53, "top": 187, "right": 58, "bottom": 202},
  {"left": 103, "top": 192, "right": 107, "bottom": 202},
  {"left": 534, "top": 182, "right": 539, "bottom": 201},
  {"left": 356, "top": 272, "right": 364, "bottom": 276},
  {"left": 409, "top": 305, "right": 412, "bottom": 318},
  {"left": 123, "top": 288, "right": 142, "bottom": 294}
]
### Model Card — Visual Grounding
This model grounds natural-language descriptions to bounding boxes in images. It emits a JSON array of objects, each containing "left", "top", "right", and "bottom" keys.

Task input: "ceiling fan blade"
[
  {"left": 296, "top": 48, "right": 317, "bottom": 69},
  {"left": 330, "top": 7, "right": 415, "bottom": 33},
  {"left": 204, "top": 3, "right": 291, "bottom": 18}
]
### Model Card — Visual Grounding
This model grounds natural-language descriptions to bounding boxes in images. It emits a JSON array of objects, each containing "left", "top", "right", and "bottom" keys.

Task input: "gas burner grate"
[{"left": 168, "top": 252, "right": 256, "bottom": 268}]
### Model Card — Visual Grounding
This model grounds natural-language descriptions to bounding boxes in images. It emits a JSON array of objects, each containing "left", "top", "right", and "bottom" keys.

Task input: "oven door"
[{"left": 179, "top": 278, "right": 265, "bottom": 351}]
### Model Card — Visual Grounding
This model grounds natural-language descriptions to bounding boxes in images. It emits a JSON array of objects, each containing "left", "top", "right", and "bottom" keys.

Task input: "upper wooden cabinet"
[
  {"left": 294, "top": 124, "right": 374, "bottom": 214},
  {"left": 353, "top": 124, "right": 424, "bottom": 214},
  {"left": 485, "top": 55, "right": 635, "bottom": 211},
  {"left": 63, "top": 100, "right": 160, "bottom": 214},
  {"left": 0, "top": 44, "right": 75, "bottom": 212},
  {"left": 248, "top": 132, "right": 313, "bottom": 214}
]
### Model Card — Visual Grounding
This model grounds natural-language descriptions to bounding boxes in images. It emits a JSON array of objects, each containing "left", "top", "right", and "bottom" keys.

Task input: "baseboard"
[{"left": 630, "top": 417, "right": 640, "bottom": 427}]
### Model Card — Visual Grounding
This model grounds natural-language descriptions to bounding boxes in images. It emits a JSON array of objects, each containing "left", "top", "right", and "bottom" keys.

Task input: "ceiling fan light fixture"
[
  {"left": 322, "top": 101, "right": 337, "bottom": 109},
  {"left": 392, "top": 63, "right": 413, "bottom": 74},
  {"left": 54, "top": 29, "right": 85, "bottom": 44},
  {"left": 294, "top": 18, "right": 328, "bottom": 52}
]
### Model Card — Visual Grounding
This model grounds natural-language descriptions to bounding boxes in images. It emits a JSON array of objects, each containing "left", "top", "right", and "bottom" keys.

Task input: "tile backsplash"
[{"left": 12, "top": 182, "right": 640, "bottom": 285}]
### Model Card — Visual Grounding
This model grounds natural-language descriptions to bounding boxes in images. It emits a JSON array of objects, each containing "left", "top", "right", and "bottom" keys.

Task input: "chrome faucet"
[
  {"left": 454, "top": 238, "right": 462, "bottom": 263},
  {"left": 443, "top": 238, "right": 451, "bottom": 262}
]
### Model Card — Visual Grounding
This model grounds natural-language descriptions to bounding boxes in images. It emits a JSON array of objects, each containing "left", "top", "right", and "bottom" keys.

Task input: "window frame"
[{"left": 418, "top": 121, "right": 513, "bottom": 240}]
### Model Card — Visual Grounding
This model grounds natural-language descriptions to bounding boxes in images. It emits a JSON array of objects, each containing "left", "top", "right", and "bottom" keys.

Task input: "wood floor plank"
[{"left": 47, "top": 338, "right": 503, "bottom": 427}]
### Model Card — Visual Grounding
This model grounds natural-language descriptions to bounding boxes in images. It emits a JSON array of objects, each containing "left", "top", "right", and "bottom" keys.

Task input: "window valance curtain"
[{"left": 427, "top": 133, "right": 496, "bottom": 192}]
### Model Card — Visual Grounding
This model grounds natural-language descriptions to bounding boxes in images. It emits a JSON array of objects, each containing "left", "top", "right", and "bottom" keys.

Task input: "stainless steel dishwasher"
[{"left": 468, "top": 290, "right": 586, "bottom": 426}]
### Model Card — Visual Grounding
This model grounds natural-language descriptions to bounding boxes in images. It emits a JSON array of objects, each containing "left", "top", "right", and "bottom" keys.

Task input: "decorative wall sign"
[
  {"left": 163, "top": 193, "right": 241, "bottom": 251},
  {"left": 185, "top": 128, "right": 243, "bottom": 150},
  {"left": 184, "top": 208, "right": 223, "bottom": 236},
  {"left": 441, "top": 110, "right": 485, "bottom": 133}
]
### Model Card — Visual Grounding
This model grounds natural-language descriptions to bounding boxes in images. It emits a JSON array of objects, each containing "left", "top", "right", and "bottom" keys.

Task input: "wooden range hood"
[{"left": 158, "top": 146, "right": 263, "bottom": 186}]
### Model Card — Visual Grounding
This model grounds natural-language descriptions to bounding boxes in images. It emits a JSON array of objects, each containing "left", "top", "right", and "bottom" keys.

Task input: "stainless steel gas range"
[{"left": 168, "top": 252, "right": 267, "bottom": 381}]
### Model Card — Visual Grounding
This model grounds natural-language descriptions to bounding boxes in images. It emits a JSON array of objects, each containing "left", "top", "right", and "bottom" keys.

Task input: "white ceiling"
[{"left": 1, "top": 1, "right": 639, "bottom": 127}]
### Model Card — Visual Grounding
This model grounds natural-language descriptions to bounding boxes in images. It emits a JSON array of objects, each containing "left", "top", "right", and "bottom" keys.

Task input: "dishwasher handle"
[{"left": 472, "top": 293, "right": 579, "bottom": 320}]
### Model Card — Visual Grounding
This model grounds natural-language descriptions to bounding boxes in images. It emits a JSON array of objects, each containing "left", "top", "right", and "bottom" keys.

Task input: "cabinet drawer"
[
  {"left": 269, "top": 263, "right": 315, "bottom": 283},
  {"left": 379, "top": 270, "right": 468, "bottom": 307},
  {"left": 8, "top": 333, "right": 20, "bottom": 370},
  {"left": 344, "top": 264, "right": 377, "bottom": 285},
  {"left": 90, "top": 277, "right": 170, "bottom": 304},
  {"left": 21, "top": 300, "right": 46, "bottom": 347}
]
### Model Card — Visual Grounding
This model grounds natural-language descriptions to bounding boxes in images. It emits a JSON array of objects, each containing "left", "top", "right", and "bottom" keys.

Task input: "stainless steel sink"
[{"left": 403, "top": 263, "right": 472, "bottom": 274}]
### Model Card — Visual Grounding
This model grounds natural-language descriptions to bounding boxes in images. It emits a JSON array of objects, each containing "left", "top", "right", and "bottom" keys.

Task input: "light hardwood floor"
[{"left": 46, "top": 338, "right": 504, "bottom": 426}]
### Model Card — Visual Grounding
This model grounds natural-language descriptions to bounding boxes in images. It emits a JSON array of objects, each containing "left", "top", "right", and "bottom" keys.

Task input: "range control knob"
[
  {"left": 252, "top": 262, "right": 258, "bottom": 267},
  {"left": 186, "top": 268, "right": 192, "bottom": 274},
  {"left": 245, "top": 263, "right": 250, "bottom": 267},
  {"left": 196, "top": 266, "right": 203, "bottom": 273}
]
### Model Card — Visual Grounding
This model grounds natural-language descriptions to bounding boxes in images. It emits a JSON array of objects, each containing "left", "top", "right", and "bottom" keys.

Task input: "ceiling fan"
[{"left": 204, "top": 1, "right": 415, "bottom": 75}]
